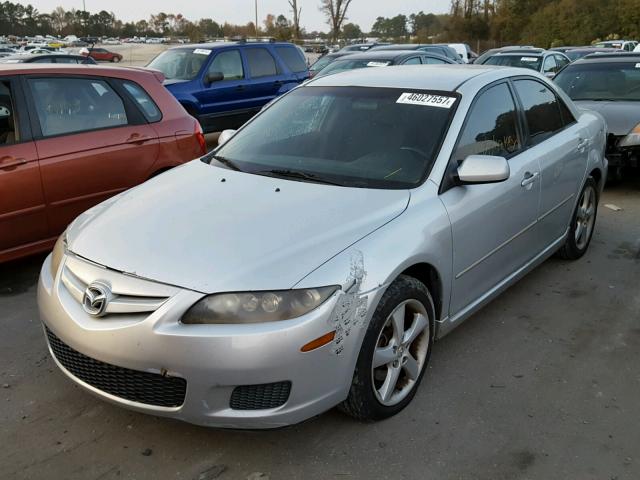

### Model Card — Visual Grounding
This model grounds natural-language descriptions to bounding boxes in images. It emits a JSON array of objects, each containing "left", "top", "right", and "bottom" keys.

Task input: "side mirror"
[
  {"left": 205, "top": 71, "right": 224, "bottom": 84},
  {"left": 544, "top": 71, "right": 556, "bottom": 79},
  {"left": 457, "top": 155, "right": 510, "bottom": 184},
  {"left": 217, "top": 129, "right": 236, "bottom": 146}
]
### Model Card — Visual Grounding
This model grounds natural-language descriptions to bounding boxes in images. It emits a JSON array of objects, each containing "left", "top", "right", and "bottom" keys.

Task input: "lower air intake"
[{"left": 230, "top": 381, "right": 292, "bottom": 410}]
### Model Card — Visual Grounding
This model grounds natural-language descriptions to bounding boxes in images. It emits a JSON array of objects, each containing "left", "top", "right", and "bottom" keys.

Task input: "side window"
[
  {"left": 513, "top": 79, "right": 564, "bottom": 145},
  {"left": 403, "top": 57, "right": 422, "bottom": 65},
  {"left": 0, "top": 80, "right": 19, "bottom": 145},
  {"left": 54, "top": 57, "right": 79, "bottom": 64},
  {"left": 453, "top": 82, "right": 521, "bottom": 161},
  {"left": 208, "top": 50, "right": 244, "bottom": 81},
  {"left": 32, "top": 57, "right": 53, "bottom": 63},
  {"left": 554, "top": 54, "right": 569, "bottom": 69},
  {"left": 122, "top": 81, "right": 162, "bottom": 122},
  {"left": 557, "top": 97, "right": 576, "bottom": 127},
  {"left": 275, "top": 46, "right": 307, "bottom": 73},
  {"left": 28, "top": 77, "right": 127, "bottom": 137},
  {"left": 245, "top": 48, "right": 278, "bottom": 78},
  {"left": 543, "top": 55, "right": 557, "bottom": 74},
  {"left": 424, "top": 56, "right": 447, "bottom": 65}
]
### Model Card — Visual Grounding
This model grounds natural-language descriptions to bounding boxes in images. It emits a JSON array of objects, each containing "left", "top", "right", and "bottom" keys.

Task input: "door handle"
[
  {"left": 577, "top": 138, "right": 588, "bottom": 151},
  {"left": 125, "top": 133, "right": 151, "bottom": 144},
  {"left": 235, "top": 85, "right": 245, "bottom": 91},
  {"left": 0, "top": 156, "right": 27, "bottom": 170},
  {"left": 521, "top": 171, "right": 539, "bottom": 187},
  {"left": 273, "top": 80, "right": 283, "bottom": 86}
]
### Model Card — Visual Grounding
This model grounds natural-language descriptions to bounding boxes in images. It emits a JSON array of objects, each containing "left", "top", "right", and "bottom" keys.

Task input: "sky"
[{"left": 25, "top": 0, "right": 451, "bottom": 32}]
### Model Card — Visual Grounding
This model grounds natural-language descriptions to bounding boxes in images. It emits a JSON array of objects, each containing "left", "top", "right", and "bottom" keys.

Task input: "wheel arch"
[
  {"left": 399, "top": 263, "right": 443, "bottom": 322},
  {"left": 588, "top": 166, "right": 603, "bottom": 191}
]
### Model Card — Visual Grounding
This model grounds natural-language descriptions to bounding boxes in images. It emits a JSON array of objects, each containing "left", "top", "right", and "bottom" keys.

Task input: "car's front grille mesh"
[
  {"left": 230, "top": 381, "right": 291, "bottom": 410},
  {"left": 45, "top": 326, "right": 186, "bottom": 408}
]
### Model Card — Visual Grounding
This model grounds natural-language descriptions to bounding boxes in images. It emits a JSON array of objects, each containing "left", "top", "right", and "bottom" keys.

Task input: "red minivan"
[{"left": 0, "top": 64, "right": 206, "bottom": 263}]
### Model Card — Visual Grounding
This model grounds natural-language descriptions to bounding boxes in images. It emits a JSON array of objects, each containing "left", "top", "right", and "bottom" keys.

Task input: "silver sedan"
[{"left": 38, "top": 65, "right": 607, "bottom": 428}]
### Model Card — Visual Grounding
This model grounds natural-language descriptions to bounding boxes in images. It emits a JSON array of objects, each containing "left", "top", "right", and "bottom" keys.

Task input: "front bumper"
[{"left": 38, "top": 253, "right": 374, "bottom": 428}]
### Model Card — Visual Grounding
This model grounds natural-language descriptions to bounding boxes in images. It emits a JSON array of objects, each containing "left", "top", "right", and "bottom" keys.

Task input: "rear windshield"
[
  {"left": 555, "top": 62, "right": 640, "bottom": 101},
  {"left": 310, "top": 55, "right": 336, "bottom": 72},
  {"left": 484, "top": 55, "right": 542, "bottom": 71},
  {"left": 318, "top": 58, "right": 392, "bottom": 77},
  {"left": 147, "top": 48, "right": 210, "bottom": 80},
  {"left": 209, "top": 86, "right": 458, "bottom": 189}
]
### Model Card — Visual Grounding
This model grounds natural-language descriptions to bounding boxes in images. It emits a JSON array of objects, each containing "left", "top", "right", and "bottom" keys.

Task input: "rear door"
[
  {"left": 274, "top": 45, "right": 310, "bottom": 83},
  {"left": 0, "top": 76, "right": 48, "bottom": 260},
  {"left": 512, "top": 78, "right": 587, "bottom": 244},
  {"left": 242, "top": 47, "right": 285, "bottom": 110},
  {"left": 24, "top": 75, "right": 159, "bottom": 235}
]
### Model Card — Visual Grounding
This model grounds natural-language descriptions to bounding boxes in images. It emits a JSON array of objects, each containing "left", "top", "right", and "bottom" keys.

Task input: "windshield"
[
  {"left": 207, "top": 86, "right": 458, "bottom": 189},
  {"left": 147, "top": 48, "right": 209, "bottom": 80},
  {"left": 484, "top": 55, "right": 542, "bottom": 71},
  {"left": 555, "top": 62, "right": 640, "bottom": 101},
  {"left": 565, "top": 50, "right": 590, "bottom": 62},
  {"left": 318, "top": 58, "right": 392, "bottom": 77}
]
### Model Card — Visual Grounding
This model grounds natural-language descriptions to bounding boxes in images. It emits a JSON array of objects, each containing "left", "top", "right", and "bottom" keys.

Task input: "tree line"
[{"left": 0, "top": 0, "right": 637, "bottom": 47}]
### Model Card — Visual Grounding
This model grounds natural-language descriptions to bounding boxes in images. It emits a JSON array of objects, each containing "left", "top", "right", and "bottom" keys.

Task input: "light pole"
[
  {"left": 254, "top": 0, "right": 258, "bottom": 37},
  {"left": 82, "top": 0, "right": 87, "bottom": 36}
]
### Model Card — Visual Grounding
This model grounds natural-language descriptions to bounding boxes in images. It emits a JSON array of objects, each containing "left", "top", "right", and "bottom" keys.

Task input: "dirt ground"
[{"left": 1, "top": 173, "right": 639, "bottom": 480}]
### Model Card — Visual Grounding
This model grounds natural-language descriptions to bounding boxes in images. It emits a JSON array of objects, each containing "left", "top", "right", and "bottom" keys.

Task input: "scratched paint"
[{"left": 330, "top": 250, "right": 368, "bottom": 355}]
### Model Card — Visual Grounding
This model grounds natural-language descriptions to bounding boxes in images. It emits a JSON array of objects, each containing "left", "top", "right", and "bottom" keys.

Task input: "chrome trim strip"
[
  {"left": 456, "top": 219, "right": 538, "bottom": 279},
  {"left": 537, "top": 193, "right": 575, "bottom": 222}
]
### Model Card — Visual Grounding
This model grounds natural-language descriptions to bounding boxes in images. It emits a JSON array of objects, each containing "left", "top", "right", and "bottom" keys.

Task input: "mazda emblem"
[{"left": 82, "top": 283, "right": 110, "bottom": 317}]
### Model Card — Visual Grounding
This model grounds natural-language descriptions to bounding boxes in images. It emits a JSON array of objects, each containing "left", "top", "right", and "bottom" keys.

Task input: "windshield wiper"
[
  {"left": 209, "top": 154, "right": 242, "bottom": 171},
  {"left": 257, "top": 169, "right": 342, "bottom": 186}
]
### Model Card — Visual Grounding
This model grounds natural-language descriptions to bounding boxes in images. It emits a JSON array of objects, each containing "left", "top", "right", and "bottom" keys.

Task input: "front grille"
[
  {"left": 45, "top": 327, "right": 186, "bottom": 408},
  {"left": 230, "top": 381, "right": 291, "bottom": 410}
]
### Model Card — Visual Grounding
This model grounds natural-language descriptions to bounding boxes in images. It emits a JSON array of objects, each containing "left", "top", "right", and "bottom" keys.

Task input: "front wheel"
[
  {"left": 557, "top": 177, "right": 599, "bottom": 260},
  {"left": 340, "top": 275, "right": 434, "bottom": 421},
  {"left": 112, "top": 56, "right": 120, "bottom": 63}
]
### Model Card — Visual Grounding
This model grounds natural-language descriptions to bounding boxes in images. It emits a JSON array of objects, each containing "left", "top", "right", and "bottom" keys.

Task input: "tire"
[
  {"left": 557, "top": 177, "right": 599, "bottom": 260},
  {"left": 340, "top": 275, "right": 435, "bottom": 421},
  {"left": 112, "top": 56, "right": 120, "bottom": 63}
]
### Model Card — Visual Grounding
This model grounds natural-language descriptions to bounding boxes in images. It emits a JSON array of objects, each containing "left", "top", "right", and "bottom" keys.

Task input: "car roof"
[
  {"left": 372, "top": 44, "right": 424, "bottom": 51},
  {"left": 576, "top": 52, "right": 640, "bottom": 62},
  {"left": 336, "top": 50, "right": 427, "bottom": 61},
  {"left": 0, "top": 63, "right": 161, "bottom": 80},
  {"left": 494, "top": 49, "right": 546, "bottom": 57},
  {"left": 169, "top": 41, "right": 293, "bottom": 50},
  {"left": 2, "top": 53, "right": 85, "bottom": 60},
  {"left": 308, "top": 64, "right": 510, "bottom": 91}
]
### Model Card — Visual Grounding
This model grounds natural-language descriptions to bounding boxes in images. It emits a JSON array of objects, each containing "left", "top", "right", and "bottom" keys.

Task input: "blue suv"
[{"left": 147, "top": 40, "right": 310, "bottom": 133}]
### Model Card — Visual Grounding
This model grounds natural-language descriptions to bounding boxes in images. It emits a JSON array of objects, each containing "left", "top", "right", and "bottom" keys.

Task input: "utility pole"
[
  {"left": 82, "top": 0, "right": 87, "bottom": 36},
  {"left": 255, "top": 0, "right": 258, "bottom": 37}
]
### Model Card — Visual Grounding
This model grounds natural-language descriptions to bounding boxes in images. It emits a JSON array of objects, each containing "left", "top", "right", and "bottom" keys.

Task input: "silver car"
[{"left": 38, "top": 65, "right": 607, "bottom": 429}]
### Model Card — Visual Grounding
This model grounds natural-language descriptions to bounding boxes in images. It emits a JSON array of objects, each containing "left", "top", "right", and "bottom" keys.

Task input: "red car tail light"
[{"left": 195, "top": 122, "right": 207, "bottom": 155}]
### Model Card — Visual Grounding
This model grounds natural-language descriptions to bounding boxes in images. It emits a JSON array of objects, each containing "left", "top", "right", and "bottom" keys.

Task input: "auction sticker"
[
  {"left": 367, "top": 61, "right": 390, "bottom": 67},
  {"left": 521, "top": 56, "right": 538, "bottom": 62},
  {"left": 396, "top": 92, "right": 456, "bottom": 108},
  {"left": 194, "top": 48, "right": 212, "bottom": 55}
]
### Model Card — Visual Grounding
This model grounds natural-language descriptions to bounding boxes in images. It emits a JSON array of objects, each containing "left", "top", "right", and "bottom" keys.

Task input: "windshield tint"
[
  {"left": 484, "top": 55, "right": 542, "bottom": 71},
  {"left": 208, "top": 86, "right": 458, "bottom": 189},
  {"left": 555, "top": 62, "right": 640, "bottom": 101},
  {"left": 318, "top": 59, "right": 392, "bottom": 76},
  {"left": 147, "top": 48, "right": 209, "bottom": 80}
]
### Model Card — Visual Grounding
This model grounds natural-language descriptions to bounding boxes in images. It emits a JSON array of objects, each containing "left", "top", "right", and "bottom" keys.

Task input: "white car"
[{"left": 448, "top": 43, "right": 477, "bottom": 63}]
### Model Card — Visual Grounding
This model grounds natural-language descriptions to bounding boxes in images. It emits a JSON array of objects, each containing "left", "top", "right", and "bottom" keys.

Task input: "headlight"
[
  {"left": 181, "top": 286, "right": 339, "bottom": 324},
  {"left": 618, "top": 123, "right": 640, "bottom": 148},
  {"left": 50, "top": 231, "right": 67, "bottom": 278}
]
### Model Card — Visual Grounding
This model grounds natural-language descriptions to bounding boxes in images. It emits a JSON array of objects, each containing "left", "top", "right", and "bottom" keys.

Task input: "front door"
[
  {"left": 26, "top": 75, "right": 159, "bottom": 235},
  {"left": 439, "top": 82, "right": 541, "bottom": 316},
  {"left": 196, "top": 49, "right": 252, "bottom": 131}
]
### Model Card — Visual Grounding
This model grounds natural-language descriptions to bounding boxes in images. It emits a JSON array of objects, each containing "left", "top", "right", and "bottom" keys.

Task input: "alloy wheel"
[
  {"left": 575, "top": 184, "right": 596, "bottom": 250},
  {"left": 371, "top": 299, "right": 430, "bottom": 406}
]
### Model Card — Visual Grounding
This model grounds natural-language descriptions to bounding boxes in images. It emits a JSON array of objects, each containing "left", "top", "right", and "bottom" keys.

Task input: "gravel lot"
[{"left": 1, "top": 174, "right": 639, "bottom": 480}]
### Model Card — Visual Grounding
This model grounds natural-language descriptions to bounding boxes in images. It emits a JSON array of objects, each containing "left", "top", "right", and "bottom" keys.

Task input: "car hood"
[
  {"left": 575, "top": 100, "right": 640, "bottom": 136},
  {"left": 163, "top": 78, "right": 189, "bottom": 87},
  {"left": 67, "top": 161, "right": 410, "bottom": 293}
]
